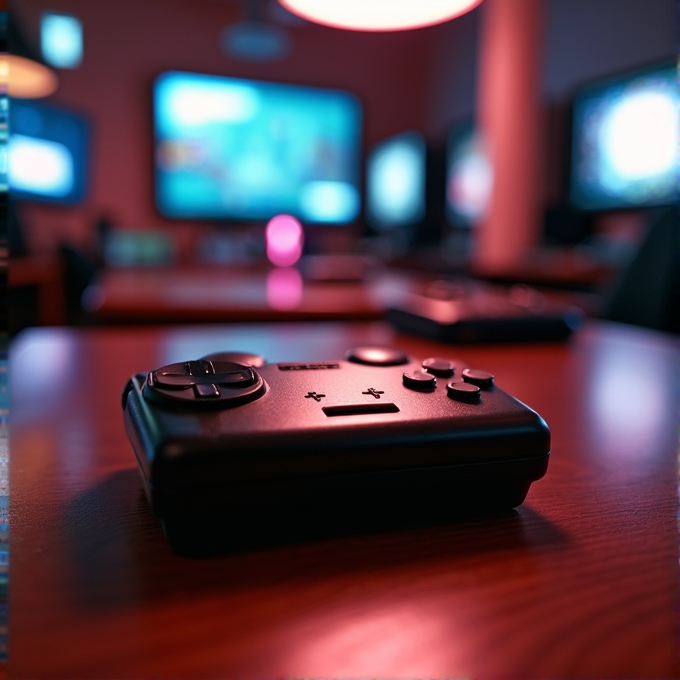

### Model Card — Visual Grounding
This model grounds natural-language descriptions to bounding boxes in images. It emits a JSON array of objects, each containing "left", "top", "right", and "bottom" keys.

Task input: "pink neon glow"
[
  {"left": 266, "top": 266, "right": 303, "bottom": 310},
  {"left": 278, "top": 0, "right": 483, "bottom": 32},
  {"left": 266, "top": 214, "right": 304, "bottom": 267}
]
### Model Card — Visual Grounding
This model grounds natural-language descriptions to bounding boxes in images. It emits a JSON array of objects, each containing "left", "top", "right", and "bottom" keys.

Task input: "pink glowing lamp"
[
  {"left": 265, "top": 214, "right": 304, "bottom": 267},
  {"left": 278, "top": 0, "right": 483, "bottom": 32}
]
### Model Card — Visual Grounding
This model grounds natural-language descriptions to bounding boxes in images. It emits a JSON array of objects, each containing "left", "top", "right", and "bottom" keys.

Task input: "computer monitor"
[
  {"left": 365, "top": 131, "right": 426, "bottom": 230},
  {"left": 445, "top": 119, "right": 492, "bottom": 227},
  {"left": 9, "top": 99, "right": 89, "bottom": 204},
  {"left": 570, "top": 61, "right": 678, "bottom": 211},
  {"left": 154, "top": 71, "right": 363, "bottom": 223},
  {"left": 364, "top": 130, "right": 445, "bottom": 249}
]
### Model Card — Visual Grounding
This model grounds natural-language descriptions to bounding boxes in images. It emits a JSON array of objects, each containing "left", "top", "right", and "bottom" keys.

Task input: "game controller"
[
  {"left": 122, "top": 346, "right": 550, "bottom": 554},
  {"left": 386, "top": 280, "right": 584, "bottom": 343}
]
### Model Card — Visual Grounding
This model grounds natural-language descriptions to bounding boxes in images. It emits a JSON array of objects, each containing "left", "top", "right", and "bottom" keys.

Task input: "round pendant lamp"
[
  {"left": 1, "top": 54, "right": 59, "bottom": 98},
  {"left": 0, "top": 13, "right": 59, "bottom": 98},
  {"left": 277, "top": 0, "right": 484, "bottom": 32}
]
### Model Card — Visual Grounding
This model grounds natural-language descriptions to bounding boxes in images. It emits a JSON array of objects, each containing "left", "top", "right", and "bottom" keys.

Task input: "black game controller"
[{"left": 122, "top": 346, "right": 550, "bottom": 554}]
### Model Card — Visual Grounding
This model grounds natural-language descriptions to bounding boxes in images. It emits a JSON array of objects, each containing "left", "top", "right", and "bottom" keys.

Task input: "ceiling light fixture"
[
  {"left": 277, "top": 0, "right": 484, "bottom": 32},
  {"left": 2, "top": 54, "right": 58, "bottom": 98},
  {"left": 1, "top": 13, "right": 59, "bottom": 98}
]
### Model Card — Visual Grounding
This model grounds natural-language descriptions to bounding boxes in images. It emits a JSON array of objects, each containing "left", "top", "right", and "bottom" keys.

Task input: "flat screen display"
[
  {"left": 154, "top": 71, "right": 362, "bottom": 223},
  {"left": 445, "top": 119, "right": 492, "bottom": 226},
  {"left": 570, "top": 61, "right": 679, "bottom": 211},
  {"left": 9, "top": 100, "right": 89, "bottom": 204},
  {"left": 365, "top": 131, "right": 426, "bottom": 229}
]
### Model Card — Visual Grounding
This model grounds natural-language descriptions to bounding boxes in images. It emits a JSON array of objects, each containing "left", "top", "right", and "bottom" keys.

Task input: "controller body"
[
  {"left": 386, "top": 281, "right": 584, "bottom": 343},
  {"left": 122, "top": 347, "right": 550, "bottom": 554}
]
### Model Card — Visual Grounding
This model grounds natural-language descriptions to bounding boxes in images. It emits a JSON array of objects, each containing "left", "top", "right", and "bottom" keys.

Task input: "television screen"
[
  {"left": 445, "top": 119, "right": 492, "bottom": 226},
  {"left": 9, "top": 100, "right": 89, "bottom": 204},
  {"left": 570, "top": 61, "right": 679, "bottom": 211},
  {"left": 154, "top": 71, "right": 362, "bottom": 223},
  {"left": 365, "top": 131, "right": 426, "bottom": 229}
]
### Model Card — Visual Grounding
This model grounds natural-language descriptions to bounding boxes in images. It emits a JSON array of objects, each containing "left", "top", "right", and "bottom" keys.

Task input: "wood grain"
[{"left": 10, "top": 321, "right": 679, "bottom": 678}]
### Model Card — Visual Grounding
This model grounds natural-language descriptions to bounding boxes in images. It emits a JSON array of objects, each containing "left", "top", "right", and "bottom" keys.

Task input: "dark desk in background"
[
  {"left": 82, "top": 265, "right": 602, "bottom": 324},
  {"left": 11, "top": 321, "right": 678, "bottom": 678},
  {"left": 82, "top": 266, "right": 392, "bottom": 322},
  {"left": 8, "top": 255, "right": 65, "bottom": 326}
]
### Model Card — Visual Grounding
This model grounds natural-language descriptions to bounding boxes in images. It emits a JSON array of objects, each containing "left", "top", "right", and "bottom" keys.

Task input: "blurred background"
[{"left": 7, "top": 0, "right": 679, "bottom": 336}]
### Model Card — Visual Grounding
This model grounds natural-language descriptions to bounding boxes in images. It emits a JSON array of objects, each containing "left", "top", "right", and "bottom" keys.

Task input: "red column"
[{"left": 473, "top": 0, "right": 545, "bottom": 272}]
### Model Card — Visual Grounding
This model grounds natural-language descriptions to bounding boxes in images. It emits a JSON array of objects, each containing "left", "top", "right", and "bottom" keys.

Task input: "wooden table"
[
  {"left": 82, "top": 267, "right": 397, "bottom": 322},
  {"left": 82, "top": 265, "right": 603, "bottom": 325},
  {"left": 10, "top": 321, "right": 678, "bottom": 678}
]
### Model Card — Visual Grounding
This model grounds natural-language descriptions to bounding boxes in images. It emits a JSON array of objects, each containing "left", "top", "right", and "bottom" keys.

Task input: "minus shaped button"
[{"left": 323, "top": 403, "right": 400, "bottom": 416}]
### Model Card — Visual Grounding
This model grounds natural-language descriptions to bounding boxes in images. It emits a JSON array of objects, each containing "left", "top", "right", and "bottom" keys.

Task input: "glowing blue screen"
[
  {"left": 366, "top": 131, "right": 426, "bottom": 228},
  {"left": 154, "top": 72, "right": 362, "bottom": 223},
  {"left": 571, "top": 63, "right": 679, "bottom": 210},
  {"left": 9, "top": 100, "right": 88, "bottom": 204}
]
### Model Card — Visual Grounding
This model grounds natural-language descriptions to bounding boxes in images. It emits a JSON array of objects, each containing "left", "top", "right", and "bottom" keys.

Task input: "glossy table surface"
[
  {"left": 10, "top": 320, "right": 679, "bottom": 678},
  {"left": 84, "top": 266, "right": 393, "bottom": 321}
]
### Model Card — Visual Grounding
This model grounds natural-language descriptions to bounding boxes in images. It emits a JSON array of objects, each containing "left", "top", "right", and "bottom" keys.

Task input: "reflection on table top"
[
  {"left": 83, "top": 265, "right": 601, "bottom": 323},
  {"left": 83, "top": 266, "right": 391, "bottom": 321},
  {"left": 10, "top": 320, "right": 679, "bottom": 678}
]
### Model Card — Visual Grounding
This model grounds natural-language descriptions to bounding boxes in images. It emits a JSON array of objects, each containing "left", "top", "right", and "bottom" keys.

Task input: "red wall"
[{"left": 15, "top": 0, "right": 433, "bottom": 253}]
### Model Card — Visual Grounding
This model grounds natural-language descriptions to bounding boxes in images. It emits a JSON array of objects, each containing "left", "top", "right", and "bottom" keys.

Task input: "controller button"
[
  {"left": 422, "top": 357, "right": 455, "bottom": 377},
  {"left": 323, "top": 403, "right": 400, "bottom": 416},
  {"left": 403, "top": 370, "right": 436, "bottom": 391},
  {"left": 208, "top": 362, "right": 258, "bottom": 387},
  {"left": 154, "top": 373, "right": 196, "bottom": 389},
  {"left": 346, "top": 346, "right": 409, "bottom": 366},
  {"left": 447, "top": 382, "right": 481, "bottom": 402},
  {"left": 462, "top": 368, "right": 494, "bottom": 389},
  {"left": 146, "top": 360, "right": 262, "bottom": 406},
  {"left": 187, "top": 360, "right": 215, "bottom": 376},
  {"left": 194, "top": 383, "right": 220, "bottom": 398}
]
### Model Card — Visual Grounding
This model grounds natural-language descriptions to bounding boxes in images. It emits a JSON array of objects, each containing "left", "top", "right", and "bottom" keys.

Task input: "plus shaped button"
[
  {"left": 305, "top": 391, "right": 326, "bottom": 402},
  {"left": 362, "top": 388, "right": 384, "bottom": 399}
]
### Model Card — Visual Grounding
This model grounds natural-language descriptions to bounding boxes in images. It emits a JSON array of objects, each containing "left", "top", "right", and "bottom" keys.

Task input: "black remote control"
[{"left": 122, "top": 346, "right": 550, "bottom": 554}]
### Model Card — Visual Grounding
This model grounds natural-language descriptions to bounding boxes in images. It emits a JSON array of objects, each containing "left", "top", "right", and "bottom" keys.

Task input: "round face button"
[
  {"left": 403, "top": 370, "right": 436, "bottom": 391},
  {"left": 447, "top": 381, "right": 481, "bottom": 403},
  {"left": 346, "top": 346, "right": 409, "bottom": 366},
  {"left": 462, "top": 368, "right": 494, "bottom": 389},
  {"left": 422, "top": 357, "right": 455, "bottom": 377}
]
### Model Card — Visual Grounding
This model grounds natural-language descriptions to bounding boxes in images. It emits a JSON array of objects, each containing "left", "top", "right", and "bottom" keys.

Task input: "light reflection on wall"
[{"left": 41, "top": 12, "right": 83, "bottom": 69}]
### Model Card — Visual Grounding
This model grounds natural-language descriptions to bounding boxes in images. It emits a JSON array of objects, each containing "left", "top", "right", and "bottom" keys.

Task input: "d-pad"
[
  {"left": 147, "top": 360, "right": 260, "bottom": 402},
  {"left": 154, "top": 361, "right": 255, "bottom": 390}
]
